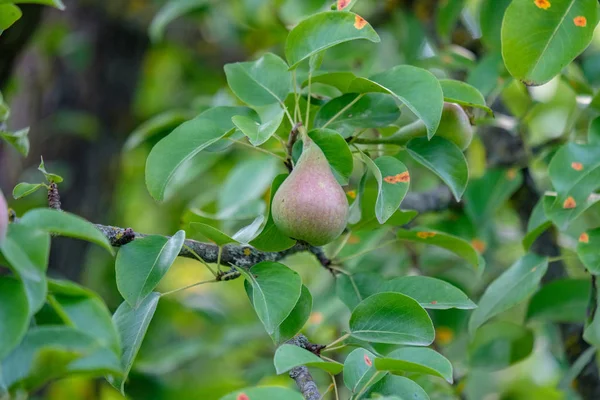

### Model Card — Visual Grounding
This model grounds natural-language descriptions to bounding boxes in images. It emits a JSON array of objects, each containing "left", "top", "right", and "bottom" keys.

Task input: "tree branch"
[
  {"left": 286, "top": 334, "right": 325, "bottom": 400},
  {"left": 94, "top": 224, "right": 315, "bottom": 269}
]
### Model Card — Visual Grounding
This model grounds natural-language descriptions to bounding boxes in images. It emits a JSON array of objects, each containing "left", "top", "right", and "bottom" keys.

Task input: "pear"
[
  {"left": 383, "top": 102, "right": 474, "bottom": 150},
  {"left": 0, "top": 189, "right": 7, "bottom": 243},
  {"left": 272, "top": 139, "right": 349, "bottom": 246}
]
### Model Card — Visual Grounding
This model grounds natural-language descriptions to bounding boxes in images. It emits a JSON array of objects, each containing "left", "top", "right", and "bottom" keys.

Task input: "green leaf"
[
  {"left": 349, "top": 66, "right": 444, "bottom": 138},
  {"left": 366, "top": 375, "right": 430, "bottom": 400},
  {"left": 335, "top": 0, "right": 359, "bottom": 11},
  {"left": 350, "top": 292, "right": 434, "bottom": 345},
  {"left": 546, "top": 141, "right": 600, "bottom": 229},
  {"left": 232, "top": 215, "right": 265, "bottom": 245},
  {"left": 116, "top": 231, "right": 185, "bottom": 307},
  {"left": 0, "top": 0, "right": 65, "bottom": 10},
  {"left": 468, "top": 321, "right": 534, "bottom": 371},
  {"left": 383, "top": 276, "right": 476, "bottom": 310},
  {"left": 220, "top": 387, "right": 304, "bottom": 400},
  {"left": 190, "top": 223, "right": 236, "bottom": 246},
  {"left": 241, "top": 261, "right": 302, "bottom": 335},
  {"left": 361, "top": 154, "right": 409, "bottom": 224},
  {"left": 217, "top": 154, "right": 278, "bottom": 219},
  {"left": 232, "top": 105, "right": 284, "bottom": 146},
  {"left": 285, "top": 11, "right": 380, "bottom": 68},
  {"left": 577, "top": 227, "right": 600, "bottom": 274},
  {"left": 543, "top": 192, "right": 600, "bottom": 231},
  {"left": 0, "top": 4, "right": 21, "bottom": 33},
  {"left": 271, "top": 285, "right": 312, "bottom": 344},
  {"left": 148, "top": 0, "right": 208, "bottom": 42},
  {"left": 293, "top": 128, "right": 354, "bottom": 185},
  {"left": 1, "top": 326, "right": 119, "bottom": 391},
  {"left": 20, "top": 209, "right": 113, "bottom": 255},
  {"left": 250, "top": 175, "right": 297, "bottom": 252},
  {"left": 464, "top": 168, "right": 523, "bottom": 225},
  {"left": 439, "top": 79, "right": 493, "bottom": 115},
  {"left": 526, "top": 279, "right": 590, "bottom": 323},
  {"left": 375, "top": 347, "right": 453, "bottom": 383},
  {"left": 37, "top": 156, "right": 63, "bottom": 183},
  {"left": 12, "top": 182, "right": 43, "bottom": 199},
  {"left": 0, "top": 223, "right": 49, "bottom": 283},
  {"left": 49, "top": 283, "right": 121, "bottom": 355},
  {"left": 145, "top": 106, "right": 256, "bottom": 201},
  {"left": 306, "top": 71, "right": 360, "bottom": 92},
  {"left": 111, "top": 292, "right": 160, "bottom": 394},
  {"left": 479, "top": 0, "right": 511, "bottom": 49},
  {"left": 336, "top": 272, "right": 381, "bottom": 311},
  {"left": 124, "top": 110, "right": 193, "bottom": 151},
  {"left": 523, "top": 198, "right": 552, "bottom": 251},
  {"left": 501, "top": 0, "right": 600, "bottom": 85},
  {"left": 313, "top": 93, "right": 401, "bottom": 137},
  {"left": 468, "top": 254, "right": 548, "bottom": 335},
  {"left": 225, "top": 53, "right": 292, "bottom": 106},
  {"left": 343, "top": 348, "right": 385, "bottom": 394},
  {"left": 0, "top": 277, "right": 29, "bottom": 360},
  {"left": 274, "top": 344, "right": 343, "bottom": 375},
  {"left": 1, "top": 127, "right": 30, "bottom": 156},
  {"left": 396, "top": 228, "right": 481, "bottom": 269},
  {"left": 407, "top": 136, "right": 469, "bottom": 201}
]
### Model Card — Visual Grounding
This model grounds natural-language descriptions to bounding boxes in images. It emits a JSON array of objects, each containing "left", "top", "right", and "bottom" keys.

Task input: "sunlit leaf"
[
  {"left": 20, "top": 209, "right": 113, "bottom": 255},
  {"left": 383, "top": 276, "right": 476, "bottom": 310},
  {"left": 350, "top": 292, "right": 434, "bottom": 345},
  {"left": 225, "top": 53, "right": 292, "bottom": 106},
  {"left": 501, "top": 0, "right": 600, "bottom": 85},
  {"left": 145, "top": 106, "right": 257, "bottom": 201},
  {"left": 375, "top": 347, "right": 453, "bottom": 383},
  {"left": 241, "top": 261, "right": 302, "bottom": 335},
  {"left": 116, "top": 231, "right": 185, "bottom": 307},
  {"left": 12, "top": 182, "right": 43, "bottom": 199},
  {"left": 285, "top": 11, "right": 380, "bottom": 68}
]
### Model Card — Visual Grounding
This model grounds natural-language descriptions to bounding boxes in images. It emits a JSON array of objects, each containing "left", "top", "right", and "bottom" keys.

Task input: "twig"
[
  {"left": 286, "top": 334, "right": 326, "bottom": 400},
  {"left": 48, "top": 182, "right": 61, "bottom": 210}
]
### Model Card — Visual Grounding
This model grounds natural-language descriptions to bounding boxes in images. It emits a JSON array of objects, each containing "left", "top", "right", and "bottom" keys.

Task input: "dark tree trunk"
[{"left": 1, "top": 2, "right": 148, "bottom": 279}]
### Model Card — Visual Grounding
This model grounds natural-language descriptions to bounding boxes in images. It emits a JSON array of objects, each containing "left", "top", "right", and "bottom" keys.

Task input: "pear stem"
[{"left": 305, "top": 69, "right": 313, "bottom": 131}]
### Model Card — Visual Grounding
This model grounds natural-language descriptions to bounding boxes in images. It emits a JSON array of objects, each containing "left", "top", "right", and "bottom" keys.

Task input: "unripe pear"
[
  {"left": 385, "top": 102, "right": 473, "bottom": 150},
  {"left": 272, "top": 139, "right": 349, "bottom": 246},
  {"left": 0, "top": 189, "right": 7, "bottom": 243}
]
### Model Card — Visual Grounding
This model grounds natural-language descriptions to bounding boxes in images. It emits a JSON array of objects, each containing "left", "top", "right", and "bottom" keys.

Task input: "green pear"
[
  {"left": 383, "top": 102, "right": 474, "bottom": 150},
  {"left": 272, "top": 139, "right": 349, "bottom": 246}
]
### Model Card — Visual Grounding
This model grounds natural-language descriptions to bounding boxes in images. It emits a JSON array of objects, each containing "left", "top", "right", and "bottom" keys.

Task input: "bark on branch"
[{"left": 285, "top": 334, "right": 325, "bottom": 400}]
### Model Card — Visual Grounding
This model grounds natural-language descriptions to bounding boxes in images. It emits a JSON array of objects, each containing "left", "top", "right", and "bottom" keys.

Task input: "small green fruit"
[
  {"left": 272, "top": 139, "right": 348, "bottom": 246},
  {"left": 436, "top": 103, "right": 474, "bottom": 150},
  {"left": 385, "top": 102, "right": 473, "bottom": 150}
]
